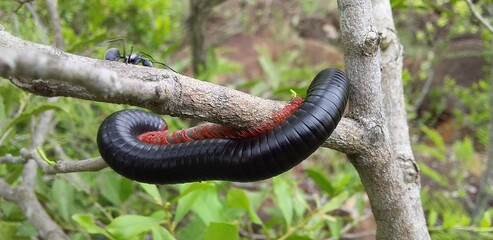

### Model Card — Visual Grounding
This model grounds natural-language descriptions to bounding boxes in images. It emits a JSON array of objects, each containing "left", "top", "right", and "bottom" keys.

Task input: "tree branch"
[
  {"left": 30, "top": 149, "right": 108, "bottom": 174},
  {"left": 338, "top": 0, "right": 430, "bottom": 238},
  {"left": 0, "top": 177, "right": 68, "bottom": 239},
  {"left": 0, "top": 29, "right": 363, "bottom": 154},
  {"left": 0, "top": 154, "right": 25, "bottom": 164}
]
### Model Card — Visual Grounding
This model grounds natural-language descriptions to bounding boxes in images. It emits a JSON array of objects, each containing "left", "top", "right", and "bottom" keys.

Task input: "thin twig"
[
  {"left": 45, "top": 0, "right": 64, "bottom": 49},
  {"left": 0, "top": 154, "right": 26, "bottom": 164},
  {"left": 465, "top": 0, "right": 493, "bottom": 34},
  {"left": 465, "top": 0, "right": 493, "bottom": 223}
]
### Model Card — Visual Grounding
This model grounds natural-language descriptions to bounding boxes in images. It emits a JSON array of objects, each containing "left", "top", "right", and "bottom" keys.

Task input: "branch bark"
[
  {"left": 338, "top": 0, "right": 429, "bottom": 238},
  {"left": 0, "top": 29, "right": 362, "bottom": 154}
]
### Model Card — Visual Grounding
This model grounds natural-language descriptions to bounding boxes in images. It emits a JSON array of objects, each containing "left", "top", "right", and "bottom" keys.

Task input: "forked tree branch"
[{"left": 338, "top": 0, "right": 430, "bottom": 238}]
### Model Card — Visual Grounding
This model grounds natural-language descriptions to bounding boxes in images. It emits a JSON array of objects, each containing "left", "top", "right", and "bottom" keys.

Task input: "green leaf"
[
  {"left": 273, "top": 176, "right": 294, "bottom": 227},
  {"left": 151, "top": 226, "right": 175, "bottom": 240},
  {"left": 177, "top": 217, "right": 206, "bottom": 240},
  {"left": 321, "top": 191, "right": 350, "bottom": 214},
  {"left": 191, "top": 185, "right": 225, "bottom": 224},
  {"left": 453, "top": 137, "right": 474, "bottom": 162},
  {"left": 306, "top": 168, "right": 335, "bottom": 195},
  {"left": 139, "top": 183, "right": 162, "bottom": 204},
  {"left": 106, "top": 215, "right": 162, "bottom": 240},
  {"left": 0, "top": 94, "right": 6, "bottom": 132},
  {"left": 227, "top": 188, "right": 262, "bottom": 224},
  {"left": 0, "top": 221, "right": 20, "bottom": 239},
  {"left": 2, "top": 103, "right": 65, "bottom": 136},
  {"left": 327, "top": 217, "right": 343, "bottom": 239},
  {"left": 289, "top": 89, "right": 298, "bottom": 98},
  {"left": 173, "top": 183, "right": 207, "bottom": 225},
  {"left": 427, "top": 210, "right": 438, "bottom": 227},
  {"left": 174, "top": 182, "right": 215, "bottom": 202},
  {"left": 418, "top": 163, "right": 448, "bottom": 187},
  {"left": 51, "top": 178, "right": 74, "bottom": 221},
  {"left": 419, "top": 125, "right": 446, "bottom": 159},
  {"left": 414, "top": 145, "right": 446, "bottom": 162},
  {"left": 72, "top": 214, "right": 112, "bottom": 239},
  {"left": 98, "top": 173, "right": 134, "bottom": 205},
  {"left": 481, "top": 210, "right": 492, "bottom": 228},
  {"left": 204, "top": 222, "right": 239, "bottom": 240},
  {"left": 36, "top": 147, "right": 55, "bottom": 166}
]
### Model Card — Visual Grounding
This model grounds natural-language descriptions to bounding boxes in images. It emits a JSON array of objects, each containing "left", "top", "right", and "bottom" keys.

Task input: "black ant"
[{"left": 99, "top": 38, "right": 176, "bottom": 73}]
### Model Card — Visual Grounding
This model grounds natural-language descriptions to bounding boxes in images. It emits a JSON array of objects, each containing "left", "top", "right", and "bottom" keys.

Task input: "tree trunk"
[
  {"left": 338, "top": 0, "right": 430, "bottom": 238},
  {"left": 188, "top": 0, "right": 227, "bottom": 76}
]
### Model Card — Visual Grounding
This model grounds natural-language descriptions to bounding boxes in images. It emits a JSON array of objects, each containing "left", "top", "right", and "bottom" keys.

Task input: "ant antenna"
[{"left": 140, "top": 51, "right": 177, "bottom": 73}]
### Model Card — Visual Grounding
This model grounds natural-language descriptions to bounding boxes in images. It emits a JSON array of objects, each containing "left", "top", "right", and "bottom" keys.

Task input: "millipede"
[{"left": 97, "top": 68, "right": 349, "bottom": 184}]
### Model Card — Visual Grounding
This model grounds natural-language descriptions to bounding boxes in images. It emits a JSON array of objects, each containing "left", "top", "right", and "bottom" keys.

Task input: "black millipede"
[{"left": 97, "top": 68, "right": 349, "bottom": 184}]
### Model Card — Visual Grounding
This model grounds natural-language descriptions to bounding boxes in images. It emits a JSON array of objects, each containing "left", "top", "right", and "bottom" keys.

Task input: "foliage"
[
  {"left": 416, "top": 126, "right": 493, "bottom": 239},
  {"left": 397, "top": 0, "right": 493, "bottom": 238}
]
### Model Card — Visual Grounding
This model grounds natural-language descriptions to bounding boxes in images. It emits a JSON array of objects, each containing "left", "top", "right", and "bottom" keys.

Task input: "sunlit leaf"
[
  {"left": 72, "top": 214, "right": 112, "bottom": 239},
  {"left": 106, "top": 215, "right": 163, "bottom": 240},
  {"left": 151, "top": 226, "right": 175, "bottom": 240},
  {"left": 139, "top": 183, "right": 162, "bottom": 204},
  {"left": 273, "top": 176, "right": 294, "bottom": 227},
  {"left": 227, "top": 188, "right": 262, "bottom": 224},
  {"left": 204, "top": 222, "right": 239, "bottom": 240}
]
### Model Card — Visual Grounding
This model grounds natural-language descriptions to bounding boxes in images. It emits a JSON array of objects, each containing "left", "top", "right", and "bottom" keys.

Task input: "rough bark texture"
[{"left": 338, "top": 0, "right": 430, "bottom": 239}]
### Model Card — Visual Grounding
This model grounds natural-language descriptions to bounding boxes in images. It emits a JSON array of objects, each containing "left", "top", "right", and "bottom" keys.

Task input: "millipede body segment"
[{"left": 97, "top": 68, "right": 349, "bottom": 184}]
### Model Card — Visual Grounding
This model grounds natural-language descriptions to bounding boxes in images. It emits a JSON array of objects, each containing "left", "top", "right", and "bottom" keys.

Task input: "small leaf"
[
  {"left": 72, "top": 214, "right": 112, "bottom": 238},
  {"left": 321, "top": 191, "right": 350, "bottom": 214},
  {"left": 98, "top": 174, "right": 134, "bottom": 205},
  {"left": 204, "top": 222, "right": 239, "bottom": 240},
  {"left": 51, "top": 178, "right": 74, "bottom": 221},
  {"left": 191, "top": 185, "right": 225, "bottom": 224},
  {"left": 139, "top": 183, "right": 162, "bottom": 204},
  {"left": 0, "top": 95, "right": 6, "bottom": 132},
  {"left": 151, "top": 226, "right": 175, "bottom": 240},
  {"left": 273, "top": 176, "right": 294, "bottom": 227},
  {"left": 418, "top": 163, "right": 448, "bottom": 187},
  {"left": 420, "top": 126, "right": 446, "bottom": 154},
  {"left": 306, "top": 168, "right": 335, "bottom": 195},
  {"left": 453, "top": 137, "right": 474, "bottom": 162},
  {"left": 227, "top": 188, "right": 262, "bottom": 224},
  {"left": 327, "top": 217, "right": 343, "bottom": 239},
  {"left": 173, "top": 184, "right": 205, "bottom": 225},
  {"left": 2, "top": 103, "right": 65, "bottom": 135},
  {"left": 106, "top": 215, "right": 162, "bottom": 240},
  {"left": 427, "top": 210, "right": 438, "bottom": 227},
  {"left": 290, "top": 89, "right": 298, "bottom": 98},
  {"left": 481, "top": 210, "right": 492, "bottom": 228},
  {"left": 36, "top": 147, "right": 55, "bottom": 166}
]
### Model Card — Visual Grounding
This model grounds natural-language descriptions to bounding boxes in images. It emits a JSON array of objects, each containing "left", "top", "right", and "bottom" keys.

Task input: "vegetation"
[{"left": 0, "top": 0, "right": 492, "bottom": 239}]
